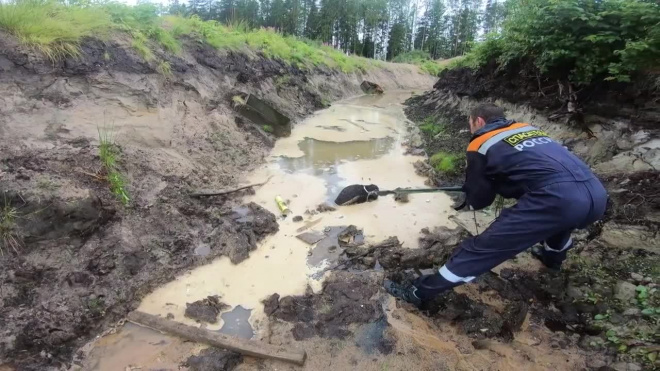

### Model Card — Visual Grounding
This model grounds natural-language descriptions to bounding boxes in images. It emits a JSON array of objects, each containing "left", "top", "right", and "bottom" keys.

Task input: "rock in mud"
[
  {"left": 296, "top": 230, "right": 326, "bottom": 245},
  {"left": 372, "top": 235, "right": 457, "bottom": 270},
  {"left": 419, "top": 226, "right": 465, "bottom": 249},
  {"left": 337, "top": 225, "right": 363, "bottom": 247},
  {"left": 404, "top": 148, "right": 426, "bottom": 156},
  {"left": 611, "top": 362, "right": 643, "bottom": 371},
  {"left": 268, "top": 272, "right": 383, "bottom": 340},
  {"left": 232, "top": 92, "right": 292, "bottom": 138},
  {"left": 316, "top": 202, "right": 337, "bottom": 213},
  {"left": 185, "top": 295, "right": 230, "bottom": 324},
  {"left": 292, "top": 215, "right": 303, "bottom": 222},
  {"left": 614, "top": 281, "right": 637, "bottom": 303},
  {"left": 184, "top": 348, "right": 243, "bottom": 371},
  {"left": 622, "top": 308, "right": 641, "bottom": 317},
  {"left": 262, "top": 293, "right": 280, "bottom": 316},
  {"left": 630, "top": 272, "right": 644, "bottom": 282},
  {"left": 413, "top": 160, "right": 433, "bottom": 178},
  {"left": 596, "top": 222, "right": 660, "bottom": 253},
  {"left": 394, "top": 193, "right": 410, "bottom": 203},
  {"left": 360, "top": 80, "right": 384, "bottom": 95},
  {"left": 225, "top": 202, "right": 279, "bottom": 263}
]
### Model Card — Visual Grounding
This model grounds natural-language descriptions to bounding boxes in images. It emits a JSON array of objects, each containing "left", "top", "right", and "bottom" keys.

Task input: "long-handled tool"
[{"left": 334, "top": 184, "right": 463, "bottom": 206}]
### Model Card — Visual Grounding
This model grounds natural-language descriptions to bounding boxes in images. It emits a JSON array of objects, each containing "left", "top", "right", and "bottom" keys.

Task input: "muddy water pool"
[{"left": 77, "top": 91, "right": 458, "bottom": 370}]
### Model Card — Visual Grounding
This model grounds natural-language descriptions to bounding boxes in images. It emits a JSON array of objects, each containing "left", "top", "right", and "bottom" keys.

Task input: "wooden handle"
[{"left": 127, "top": 311, "right": 306, "bottom": 366}]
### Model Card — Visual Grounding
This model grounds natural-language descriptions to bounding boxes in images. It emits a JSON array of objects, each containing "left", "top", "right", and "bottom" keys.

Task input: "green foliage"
[
  {"left": 131, "top": 31, "right": 154, "bottom": 61},
  {"left": 262, "top": 125, "right": 274, "bottom": 133},
  {"left": 453, "top": 33, "right": 504, "bottom": 69},
  {"left": 0, "top": 0, "right": 491, "bottom": 70},
  {"left": 419, "top": 117, "right": 446, "bottom": 136},
  {"left": 0, "top": 0, "right": 112, "bottom": 60},
  {"left": 636, "top": 285, "right": 660, "bottom": 318},
  {"left": 392, "top": 50, "right": 446, "bottom": 75},
  {"left": 429, "top": 151, "right": 461, "bottom": 174},
  {"left": 98, "top": 129, "right": 130, "bottom": 206},
  {"left": 461, "top": 0, "right": 660, "bottom": 84},
  {"left": 167, "top": 15, "right": 374, "bottom": 72}
]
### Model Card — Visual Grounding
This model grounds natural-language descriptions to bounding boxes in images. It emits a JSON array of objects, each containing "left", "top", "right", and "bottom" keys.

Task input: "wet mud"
[
  {"left": 185, "top": 295, "right": 230, "bottom": 324},
  {"left": 268, "top": 271, "right": 385, "bottom": 341},
  {"left": 184, "top": 348, "right": 243, "bottom": 371}
]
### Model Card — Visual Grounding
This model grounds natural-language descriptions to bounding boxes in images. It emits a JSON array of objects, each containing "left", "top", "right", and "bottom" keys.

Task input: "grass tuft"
[
  {"left": 391, "top": 50, "right": 450, "bottom": 75},
  {"left": 419, "top": 117, "right": 446, "bottom": 137},
  {"left": 157, "top": 60, "right": 172, "bottom": 76},
  {"left": 232, "top": 95, "right": 246, "bottom": 107},
  {"left": 0, "top": 200, "right": 22, "bottom": 256},
  {"left": 131, "top": 31, "right": 153, "bottom": 61},
  {"left": 98, "top": 128, "right": 130, "bottom": 205},
  {"left": 429, "top": 151, "right": 462, "bottom": 175}
]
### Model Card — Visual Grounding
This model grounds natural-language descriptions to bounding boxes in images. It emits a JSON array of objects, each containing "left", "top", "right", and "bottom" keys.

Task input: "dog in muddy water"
[{"left": 334, "top": 184, "right": 379, "bottom": 205}]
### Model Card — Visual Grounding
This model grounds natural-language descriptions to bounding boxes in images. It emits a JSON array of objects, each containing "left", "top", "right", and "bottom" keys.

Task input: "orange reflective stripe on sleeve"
[{"left": 467, "top": 123, "right": 529, "bottom": 152}]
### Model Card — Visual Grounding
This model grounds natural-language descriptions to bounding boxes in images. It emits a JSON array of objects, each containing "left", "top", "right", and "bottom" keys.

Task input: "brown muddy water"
[{"left": 76, "top": 92, "right": 458, "bottom": 370}]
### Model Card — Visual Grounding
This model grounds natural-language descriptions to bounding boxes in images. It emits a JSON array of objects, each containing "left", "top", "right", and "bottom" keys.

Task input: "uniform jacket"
[{"left": 462, "top": 117, "right": 596, "bottom": 210}]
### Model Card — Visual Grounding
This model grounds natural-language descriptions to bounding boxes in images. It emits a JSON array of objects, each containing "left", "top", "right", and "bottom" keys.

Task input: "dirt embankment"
[
  {"left": 0, "top": 32, "right": 435, "bottom": 370},
  {"left": 401, "top": 65, "right": 660, "bottom": 369}
]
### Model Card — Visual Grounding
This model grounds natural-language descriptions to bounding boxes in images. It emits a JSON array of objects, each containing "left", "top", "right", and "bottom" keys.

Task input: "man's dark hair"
[{"left": 470, "top": 104, "right": 505, "bottom": 123}]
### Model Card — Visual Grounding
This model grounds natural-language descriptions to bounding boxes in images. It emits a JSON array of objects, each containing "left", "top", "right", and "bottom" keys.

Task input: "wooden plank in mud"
[{"left": 127, "top": 311, "right": 306, "bottom": 366}]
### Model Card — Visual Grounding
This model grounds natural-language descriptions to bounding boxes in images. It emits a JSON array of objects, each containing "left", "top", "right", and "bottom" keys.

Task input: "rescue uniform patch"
[{"left": 503, "top": 129, "right": 549, "bottom": 146}]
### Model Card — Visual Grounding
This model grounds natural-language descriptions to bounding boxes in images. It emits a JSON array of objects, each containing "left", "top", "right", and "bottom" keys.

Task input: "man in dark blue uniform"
[{"left": 385, "top": 104, "right": 608, "bottom": 307}]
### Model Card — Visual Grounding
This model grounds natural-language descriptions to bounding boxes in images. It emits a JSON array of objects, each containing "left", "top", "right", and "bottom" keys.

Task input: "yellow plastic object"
[{"left": 275, "top": 196, "right": 290, "bottom": 215}]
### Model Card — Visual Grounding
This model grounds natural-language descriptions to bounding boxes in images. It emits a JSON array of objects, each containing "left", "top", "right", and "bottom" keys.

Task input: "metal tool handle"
[{"left": 378, "top": 186, "right": 463, "bottom": 196}]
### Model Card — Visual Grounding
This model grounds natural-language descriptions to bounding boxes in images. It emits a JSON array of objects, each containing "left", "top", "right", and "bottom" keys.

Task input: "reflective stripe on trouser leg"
[
  {"left": 439, "top": 265, "right": 476, "bottom": 283},
  {"left": 544, "top": 237, "right": 573, "bottom": 252}
]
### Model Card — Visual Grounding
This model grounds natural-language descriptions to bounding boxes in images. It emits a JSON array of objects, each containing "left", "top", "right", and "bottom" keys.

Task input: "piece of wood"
[
  {"left": 127, "top": 311, "right": 306, "bottom": 365},
  {"left": 295, "top": 217, "right": 322, "bottom": 233},
  {"left": 190, "top": 176, "right": 272, "bottom": 198}
]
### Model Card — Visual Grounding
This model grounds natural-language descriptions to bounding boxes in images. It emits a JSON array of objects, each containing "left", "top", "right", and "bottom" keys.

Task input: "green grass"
[
  {"left": 157, "top": 61, "right": 172, "bottom": 76},
  {"left": 0, "top": 0, "right": 112, "bottom": 61},
  {"left": 0, "top": 201, "right": 21, "bottom": 255},
  {"left": 419, "top": 117, "right": 446, "bottom": 137},
  {"left": 429, "top": 151, "right": 462, "bottom": 175},
  {"left": 262, "top": 125, "right": 274, "bottom": 133},
  {"left": 131, "top": 31, "right": 154, "bottom": 61},
  {"left": 0, "top": 1, "right": 391, "bottom": 73},
  {"left": 98, "top": 129, "right": 130, "bottom": 206},
  {"left": 167, "top": 16, "right": 374, "bottom": 72},
  {"left": 391, "top": 50, "right": 453, "bottom": 75},
  {"left": 232, "top": 95, "right": 246, "bottom": 107}
]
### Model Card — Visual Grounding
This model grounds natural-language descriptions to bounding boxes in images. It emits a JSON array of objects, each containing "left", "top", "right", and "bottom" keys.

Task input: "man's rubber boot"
[
  {"left": 384, "top": 280, "right": 423, "bottom": 307},
  {"left": 531, "top": 245, "right": 566, "bottom": 272}
]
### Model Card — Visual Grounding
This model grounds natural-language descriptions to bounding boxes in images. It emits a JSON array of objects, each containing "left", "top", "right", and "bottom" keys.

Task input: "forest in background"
[
  {"left": 132, "top": 0, "right": 507, "bottom": 62},
  {"left": 1, "top": 0, "right": 658, "bottom": 83}
]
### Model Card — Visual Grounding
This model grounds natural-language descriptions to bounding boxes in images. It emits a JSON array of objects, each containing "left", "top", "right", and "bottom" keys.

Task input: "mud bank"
[
  {"left": 0, "top": 30, "right": 435, "bottom": 370},
  {"left": 403, "top": 66, "right": 660, "bottom": 369}
]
